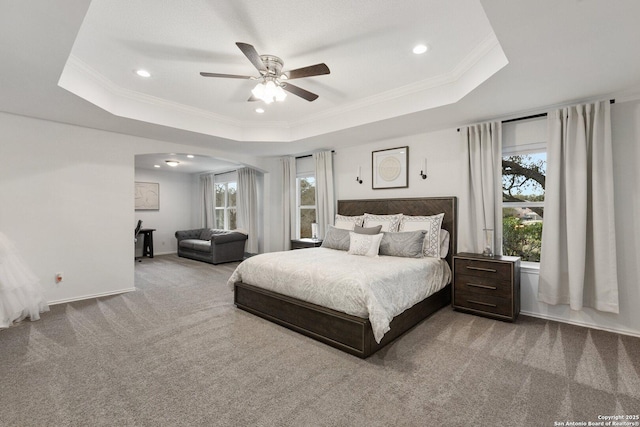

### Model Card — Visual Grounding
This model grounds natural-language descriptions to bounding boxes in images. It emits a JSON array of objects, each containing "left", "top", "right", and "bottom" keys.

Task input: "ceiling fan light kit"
[
  {"left": 252, "top": 79, "right": 287, "bottom": 104},
  {"left": 201, "top": 42, "right": 330, "bottom": 104}
]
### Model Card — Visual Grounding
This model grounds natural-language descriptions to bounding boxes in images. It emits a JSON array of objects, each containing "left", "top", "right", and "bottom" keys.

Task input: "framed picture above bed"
[{"left": 372, "top": 146, "right": 408, "bottom": 189}]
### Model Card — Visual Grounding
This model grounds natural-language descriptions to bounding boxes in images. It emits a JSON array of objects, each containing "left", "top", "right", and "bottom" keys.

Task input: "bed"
[{"left": 230, "top": 197, "right": 457, "bottom": 358}]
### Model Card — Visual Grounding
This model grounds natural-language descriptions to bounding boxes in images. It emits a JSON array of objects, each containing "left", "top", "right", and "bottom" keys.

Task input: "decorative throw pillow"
[
  {"left": 379, "top": 230, "right": 427, "bottom": 258},
  {"left": 347, "top": 232, "right": 383, "bottom": 257},
  {"left": 353, "top": 225, "right": 383, "bottom": 235},
  {"left": 362, "top": 213, "right": 403, "bottom": 232},
  {"left": 399, "top": 213, "right": 445, "bottom": 258},
  {"left": 334, "top": 214, "right": 364, "bottom": 230},
  {"left": 199, "top": 228, "right": 216, "bottom": 240},
  {"left": 320, "top": 226, "right": 351, "bottom": 251},
  {"left": 439, "top": 229, "right": 450, "bottom": 258}
]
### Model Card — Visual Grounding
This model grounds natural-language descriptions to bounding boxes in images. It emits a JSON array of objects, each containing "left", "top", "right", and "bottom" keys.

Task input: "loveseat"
[{"left": 175, "top": 228, "right": 248, "bottom": 264}]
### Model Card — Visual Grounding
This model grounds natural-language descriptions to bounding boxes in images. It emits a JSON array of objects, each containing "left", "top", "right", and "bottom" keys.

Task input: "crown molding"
[{"left": 58, "top": 34, "right": 507, "bottom": 142}]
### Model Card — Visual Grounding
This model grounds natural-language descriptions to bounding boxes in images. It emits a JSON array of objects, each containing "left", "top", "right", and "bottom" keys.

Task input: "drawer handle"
[
  {"left": 467, "top": 299, "right": 497, "bottom": 307},
  {"left": 467, "top": 283, "right": 497, "bottom": 290},
  {"left": 466, "top": 266, "right": 497, "bottom": 273}
]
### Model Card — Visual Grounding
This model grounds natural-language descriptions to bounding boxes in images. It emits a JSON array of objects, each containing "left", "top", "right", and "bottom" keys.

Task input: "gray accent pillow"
[
  {"left": 379, "top": 230, "right": 427, "bottom": 258},
  {"left": 199, "top": 228, "right": 215, "bottom": 240},
  {"left": 320, "top": 226, "right": 351, "bottom": 251},
  {"left": 353, "top": 225, "right": 383, "bottom": 235}
]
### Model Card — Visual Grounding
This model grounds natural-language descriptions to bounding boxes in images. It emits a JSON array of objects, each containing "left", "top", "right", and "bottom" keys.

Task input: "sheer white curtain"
[
  {"left": 237, "top": 167, "right": 258, "bottom": 254},
  {"left": 281, "top": 157, "right": 296, "bottom": 250},
  {"left": 459, "top": 122, "right": 503, "bottom": 254},
  {"left": 538, "top": 100, "right": 619, "bottom": 313},
  {"left": 313, "top": 151, "right": 335, "bottom": 239},
  {"left": 199, "top": 173, "right": 216, "bottom": 228}
]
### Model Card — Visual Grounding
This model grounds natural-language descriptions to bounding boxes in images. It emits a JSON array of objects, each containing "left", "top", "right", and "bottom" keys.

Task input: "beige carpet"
[{"left": 1, "top": 254, "right": 639, "bottom": 426}]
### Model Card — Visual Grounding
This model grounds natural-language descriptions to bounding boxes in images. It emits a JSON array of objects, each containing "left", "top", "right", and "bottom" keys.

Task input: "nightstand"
[
  {"left": 291, "top": 238, "right": 323, "bottom": 250},
  {"left": 452, "top": 252, "right": 521, "bottom": 321}
]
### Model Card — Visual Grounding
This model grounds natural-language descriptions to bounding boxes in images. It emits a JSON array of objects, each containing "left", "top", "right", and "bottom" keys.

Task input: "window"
[
  {"left": 215, "top": 181, "right": 237, "bottom": 230},
  {"left": 297, "top": 175, "right": 316, "bottom": 238},
  {"left": 502, "top": 149, "right": 546, "bottom": 262}
]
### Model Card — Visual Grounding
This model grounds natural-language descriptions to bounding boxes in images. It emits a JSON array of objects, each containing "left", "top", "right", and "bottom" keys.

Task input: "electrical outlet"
[{"left": 55, "top": 272, "right": 63, "bottom": 283}]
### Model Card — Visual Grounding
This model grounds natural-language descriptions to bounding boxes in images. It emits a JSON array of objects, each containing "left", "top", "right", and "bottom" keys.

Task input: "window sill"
[{"left": 521, "top": 261, "right": 540, "bottom": 274}]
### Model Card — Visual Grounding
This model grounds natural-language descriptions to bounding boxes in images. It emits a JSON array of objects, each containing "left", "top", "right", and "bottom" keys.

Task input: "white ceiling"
[
  {"left": 2, "top": 0, "right": 640, "bottom": 166},
  {"left": 60, "top": 0, "right": 507, "bottom": 144}
]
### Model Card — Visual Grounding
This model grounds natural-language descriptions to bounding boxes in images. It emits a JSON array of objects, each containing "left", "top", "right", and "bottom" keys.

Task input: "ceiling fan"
[{"left": 200, "top": 42, "right": 330, "bottom": 103}]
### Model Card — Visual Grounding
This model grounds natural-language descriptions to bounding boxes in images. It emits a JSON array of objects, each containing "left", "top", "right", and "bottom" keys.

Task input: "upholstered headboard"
[{"left": 337, "top": 197, "right": 458, "bottom": 268}]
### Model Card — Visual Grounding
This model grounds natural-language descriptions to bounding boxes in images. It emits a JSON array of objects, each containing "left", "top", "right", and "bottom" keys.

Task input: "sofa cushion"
[{"left": 179, "top": 239, "right": 211, "bottom": 252}]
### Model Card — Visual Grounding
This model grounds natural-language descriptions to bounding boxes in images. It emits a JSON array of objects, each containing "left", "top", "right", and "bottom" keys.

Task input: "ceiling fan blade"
[
  {"left": 200, "top": 72, "right": 253, "bottom": 79},
  {"left": 282, "top": 83, "right": 319, "bottom": 102},
  {"left": 247, "top": 94, "right": 260, "bottom": 102},
  {"left": 236, "top": 42, "right": 267, "bottom": 74},
  {"left": 285, "top": 63, "right": 330, "bottom": 80}
]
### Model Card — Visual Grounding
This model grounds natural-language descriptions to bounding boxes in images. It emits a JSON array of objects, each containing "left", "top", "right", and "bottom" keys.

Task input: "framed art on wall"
[
  {"left": 135, "top": 182, "right": 159, "bottom": 210},
  {"left": 372, "top": 146, "right": 409, "bottom": 189}
]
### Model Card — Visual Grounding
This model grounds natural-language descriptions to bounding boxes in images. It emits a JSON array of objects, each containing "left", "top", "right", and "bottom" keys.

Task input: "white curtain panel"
[
  {"left": 237, "top": 167, "right": 258, "bottom": 254},
  {"left": 199, "top": 173, "right": 216, "bottom": 228},
  {"left": 538, "top": 101, "right": 619, "bottom": 313},
  {"left": 280, "top": 157, "right": 296, "bottom": 250},
  {"left": 313, "top": 151, "right": 335, "bottom": 239},
  {"left": 459, "top": 122, "right": 503, "bottom": 254}
]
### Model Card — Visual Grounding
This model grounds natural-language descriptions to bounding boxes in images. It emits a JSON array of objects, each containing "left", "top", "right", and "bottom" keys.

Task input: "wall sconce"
[
  {"left": 356, "top": 166, "right": 363, "bottom": 184},
  {"left": 419, "top": 158, "right": 427, "bottom": 180}
]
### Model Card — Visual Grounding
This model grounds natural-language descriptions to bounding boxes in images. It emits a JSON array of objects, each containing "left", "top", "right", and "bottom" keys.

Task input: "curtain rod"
[
  {"left": 295, "top": 150, "right": 335, "bottom": 159},
  {"left": 456, "top": 99, "right": 615, "bottom": 132}
]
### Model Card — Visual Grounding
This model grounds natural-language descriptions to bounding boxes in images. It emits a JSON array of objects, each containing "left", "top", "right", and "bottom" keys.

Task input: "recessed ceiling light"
[
  {"left": 136, "top": 69, "right": 151, "bottom": 78},
  {"left": 186, "top": 154, "right": 194, "bottom": 158},
  {"left": 165, "top": 160, "right": 179, "bottom": 167},
  {"left": 412, "top": 44, "right": 429, "bottom": 55},
  {"left": 153, "top": 164, "right": 160, "bottom": 168},
  {"left": 255, "top": 108, "right": 265, "bottom": 114}
]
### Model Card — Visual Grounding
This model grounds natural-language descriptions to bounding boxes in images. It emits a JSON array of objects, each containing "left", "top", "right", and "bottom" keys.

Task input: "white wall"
[
  {"left": 0, "top": 113, "right": 134, "bottom": 304},
  {"left": 333, "top": 128, "right": 464, "bottom": 201},
  {"left": 134, "top": 168, "right": 195, "bottom": 256},
  {"left": 0, "top": 112, "right": 260, "bottom": 304}
]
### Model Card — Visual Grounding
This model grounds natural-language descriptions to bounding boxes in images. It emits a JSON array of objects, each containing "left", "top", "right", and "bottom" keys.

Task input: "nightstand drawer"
[
  {"left": 454, "top": 273, "right": 512, "bottom": 299},
  {"left": 453, "top": 287, "right": 513, "bottom": 317},
  {"left": 454, "top": 258, "right": 512, "bottom": 281}
]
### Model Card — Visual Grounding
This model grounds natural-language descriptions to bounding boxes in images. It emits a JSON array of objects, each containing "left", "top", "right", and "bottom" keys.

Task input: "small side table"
[
  {"left": 139, "top": 228, "right": 156, "bottom": 258},
  {"left": 452, "top": 252, "right": 520, "bottom": 321},
  {"left": 291, "top": 238, "right": 323, "bottom": 250}
]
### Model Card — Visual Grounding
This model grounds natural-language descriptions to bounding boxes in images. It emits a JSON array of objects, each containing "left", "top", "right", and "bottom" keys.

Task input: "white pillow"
[
  {"left": 348, "top": 232, "right": 383, "bottom": 257},
  {"left": 362, "top": 213, "right": 403, "bottom": 232},
  {"left": 334, "top": 214, "right": 364, "bottom": 230},
  {"left": 399, "top": 213, "right": 445, "bottom": 258},
  {"left": 440, "top": 229, "right": 450, "bottom": 258}
]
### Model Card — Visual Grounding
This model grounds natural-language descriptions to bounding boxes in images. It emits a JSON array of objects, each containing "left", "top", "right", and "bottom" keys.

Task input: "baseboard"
[
  {"left": 48, "top": 287, "right": 137, "bottom": 306},
  {"left": 520, "top": 310, "right": 640, "bottom": 338},
  {"left": 136, "top": 250, "right": 176, "bottom": 257},
  {"left": 150, "top": 250, "right": 176, "bottom": 256}
]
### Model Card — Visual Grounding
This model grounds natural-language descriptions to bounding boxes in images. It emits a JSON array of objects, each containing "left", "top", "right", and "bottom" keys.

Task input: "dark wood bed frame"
[{"left": 234, "top": 197, "right": 458, "bottom": 358}]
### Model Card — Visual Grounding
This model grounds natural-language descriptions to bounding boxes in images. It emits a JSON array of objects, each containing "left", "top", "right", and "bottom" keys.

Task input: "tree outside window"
[
  {"left": 215, "top": 181, "right": 237, "bottom": 230},
  {"left": 502, "top": 152, "right": 546, "bottom": 262},
  {"left": 297, "top": 176, "right": 316, "bottom": 238}
]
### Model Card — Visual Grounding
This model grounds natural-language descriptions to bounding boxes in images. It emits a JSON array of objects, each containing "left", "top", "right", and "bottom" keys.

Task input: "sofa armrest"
[
  {"left": 175, "top": 229, "right": 204, "bottom": 241},
  {"left": 211, "top": 232, "right": 248, "bottom": 245}
]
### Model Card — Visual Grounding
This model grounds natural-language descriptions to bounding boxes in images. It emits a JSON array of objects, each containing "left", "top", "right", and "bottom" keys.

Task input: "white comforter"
[{"left": 227, "top": 247, "right": 451, "bottom": 343}]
